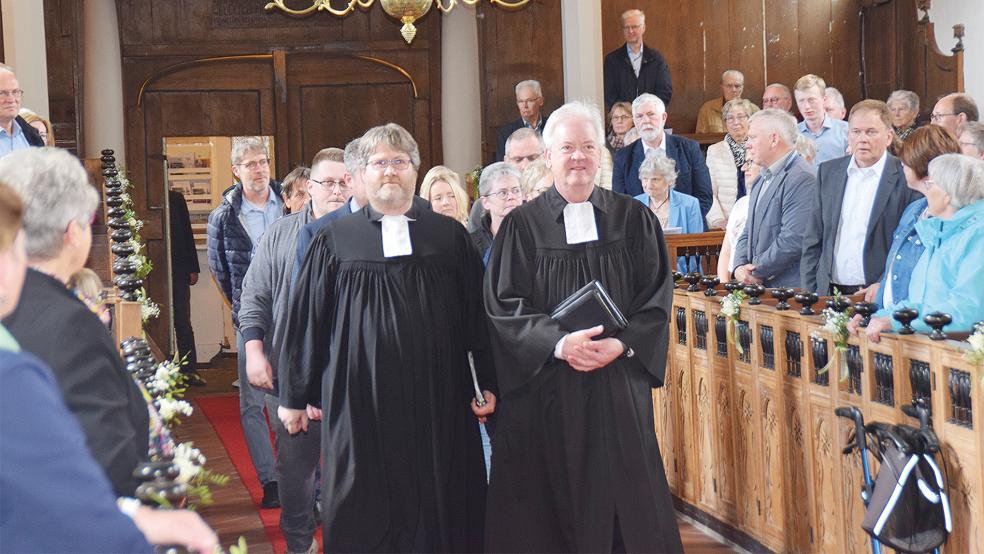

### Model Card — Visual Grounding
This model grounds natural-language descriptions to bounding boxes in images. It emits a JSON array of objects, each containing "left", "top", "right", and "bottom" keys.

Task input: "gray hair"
[
  {"left": 0, "top": 63, "right": 14, "bottom": 75},
  {"left": 721, "top": 98, "right": 758, "bottom": 122},
  {"left": 230, "top": 136, "right": 269, "bottom": 165},
  {"left": 887, "top": 90, "right": 919, "bottom": 112},
  {"left": 478, "top": 161, "right": 522, "bottom": 197},
  {"left": 542, "top": 101, "right": 606, "bottom": 150},
  {"left": 0, "top": 148, "right": 99, "bottom": 260},
  {"left": 343, "top": 138, "right": 362, "bottom": 175},
  {"left": 765, "top": 83, "right": 791, "bottom": 96},
  {"left": 722, "top": 69, "right": 744, "bottom": 83},
  {"left": 632, "top": 93, "right": 665, "bottom": 118},
  {"left": 794, "top": 135, "right": 817, "bottom": 163},
  {"left": 927, "top": 154, "right": 984, "bottom": 210},
  {"left": 958, "top": 121, "right": 984, "bottom": 152},
  {"left": 824, "top": 87, "right": 845, "bottom": 110},
  {"left": 515, "top": 80, "right": 542, "bottom": 98},
  {"left": 638, "top": 150, "right": 677, "bottom": 188},
  {"left": 356, "top": 123, "right": 421, "bottom": 170},
  {"left": 505, "top": 127, "right": 544, "bottom": 157},
  {"left": 620, "top": 9, "right": 644, "bottom": 23},
  {"left": 749, "top": 108, "right": 799, "bottom": 147}
]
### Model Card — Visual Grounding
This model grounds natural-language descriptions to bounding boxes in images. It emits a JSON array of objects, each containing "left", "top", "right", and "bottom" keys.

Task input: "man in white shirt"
[
  {"left": 800, "top": 100, "right": 921, "bottom": 295},
  {"left": 0, "top": 64, "right": 44, "bottom": 157}
]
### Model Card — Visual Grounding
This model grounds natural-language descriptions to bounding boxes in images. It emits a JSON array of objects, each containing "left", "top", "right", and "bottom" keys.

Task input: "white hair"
[
  {"left": 886, "top": 90, "right": 919, "bottom": 113},
  {"left": 722, "top": 69, "right": 744, "bottom": 83},
  {"left": 515, "top": 80, "right": 542, "bottom": 98},
  {"left": 639, "top": 150, "right": 678, "bottom": 188},
  {"left": 927, "top": 154, "right": 984, "bottom": 210},
  {"left": 749, "top": 108, "right": 799, "bottom": 148},
  {"left": 479, "top": 161, "right": 522, "bottom": 197},
  {"left": 542, "top": 101, "right": 606, "bottom": 150},
  {"left": 505, "top": 127, "right": 545, "bottom": 157},
  {"left": 632, "top": 93, "right": 665, "bottom": 117},
  {"left": 343, "top": 138, "right": 362, "bottom": 174},
  {"left": 621, "top": 9, "right": 644, "bottom": 23},
  {"left": 824, "top": 87, "right": 846, "bottom": 110},
  {"left": 0, "top": 148, "right": 99, "bottom": 260}
]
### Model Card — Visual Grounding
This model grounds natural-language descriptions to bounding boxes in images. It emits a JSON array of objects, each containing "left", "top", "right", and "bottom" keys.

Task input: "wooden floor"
[{"left": 182, "top": 363, "right": 736, "bottom": 554}]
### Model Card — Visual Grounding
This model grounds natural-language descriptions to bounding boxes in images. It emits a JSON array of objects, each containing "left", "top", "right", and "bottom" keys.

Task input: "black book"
[{"left": 549, "top": 280, "right": 628, "bottom": 338}]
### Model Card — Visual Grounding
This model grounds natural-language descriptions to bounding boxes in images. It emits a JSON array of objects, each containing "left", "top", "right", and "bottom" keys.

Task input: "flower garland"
[
  {"left": 720, "top": 289, "right": 748, "bottom": 354},
  {"left": 965, "top": 322, "right": 984, "bottom": 391},
  {"left": 114, "top": 166, "right": 159, "bottom": 323},
  {"left": 812, "top": 295, "right": 853, "bottom": 380}
]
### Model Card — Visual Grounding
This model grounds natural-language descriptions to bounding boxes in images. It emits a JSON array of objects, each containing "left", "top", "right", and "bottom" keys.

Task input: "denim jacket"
[
  {"left": 877, "top": 198, "right": 984, "bottom": 332},
  {"left": 875, "top": 198, "right": 928, "bottom": 308}
]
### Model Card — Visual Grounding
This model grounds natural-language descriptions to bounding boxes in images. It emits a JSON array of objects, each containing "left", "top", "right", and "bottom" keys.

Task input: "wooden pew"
[{"left": 658, "top": 285, "right": 983, "bottom": 553}]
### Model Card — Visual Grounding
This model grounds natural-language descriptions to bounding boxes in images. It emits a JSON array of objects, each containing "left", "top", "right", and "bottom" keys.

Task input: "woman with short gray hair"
[
  {"left": 705, "top": 98, "right": 759, "bottom": 229},
  {"left": 887, "top": 90, "right": 921, "bottom": 141},
  {"left": 633, "top": 150, "right": 703, "bottom": 272},
  {"left": 866, "top": 154, "right": 984, "bottom": 341}
]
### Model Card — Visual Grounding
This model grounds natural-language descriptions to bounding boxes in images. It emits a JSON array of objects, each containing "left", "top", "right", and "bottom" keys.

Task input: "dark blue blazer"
[
  {"left": 612, "top": 135, "right": 713, "bottom": 218},
  {"left": 294, "top": 201, "right": 355, "bottom": 277}
]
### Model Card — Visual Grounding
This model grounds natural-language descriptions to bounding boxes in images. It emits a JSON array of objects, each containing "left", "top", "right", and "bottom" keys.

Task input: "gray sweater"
[{"left": 238, "top": 204, "right": 315, "bottom": 394}]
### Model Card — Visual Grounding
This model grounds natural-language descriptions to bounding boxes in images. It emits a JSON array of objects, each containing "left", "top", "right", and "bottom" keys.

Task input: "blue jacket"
[
  {"left": 612, "top": 135, "right": 713, "bottom": 218},
  {"left": 877, "top": 198, "right": 984, "bottom": 332},
  {"left": 294, "top": 200, "right": 356, "bottom": 278},
  {"left": 634, "top": 189, "right": 702, "bottom": 272},
  {"left": 206, "top": 181, "right": 282, "bottom": 327},
  {"left": 875, "top": 198, "right": 928, "bottom": 308},
  {"left": 0, "top": 344, "right": 153, "bottom": 553}
]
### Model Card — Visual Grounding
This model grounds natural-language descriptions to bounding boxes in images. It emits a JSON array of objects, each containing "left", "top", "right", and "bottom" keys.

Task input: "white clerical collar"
[
  {"left": 380, "top": 214, "right": 414, "bottom": 257},
  {"left": 563, "top": 202, "right": 598, "bottom": 244}
]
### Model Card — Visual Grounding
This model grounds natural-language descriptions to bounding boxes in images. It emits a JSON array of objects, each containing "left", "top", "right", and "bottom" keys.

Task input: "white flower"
[
  {"left": 969, "top": 331, "right": 984, "bottom": 352},
  {"left": 173, "top": 442, "right": 206, "bottom": 483},
  {"left": 158, "top": 398, "right": 193, "bottom": 422}
]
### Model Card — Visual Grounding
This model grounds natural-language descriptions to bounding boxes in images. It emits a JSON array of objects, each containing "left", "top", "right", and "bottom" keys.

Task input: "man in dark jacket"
[
  {"left": 495, "top": 80, "right": 548, "bottom": 162},
  {"left": 168, "top": 189, "right": 203, "bottom": 385},
  {"left": 206, "top": 136, "right": 282, "bottom": 508},
  {"left": 613, "top": 94, "right": 713, "bottom": 219},
  {"left": 603, "top": 9, "right": 672, "bottom": 110},
  {"left": 0, "top": 64, "right": 44, "bottom": 157}
]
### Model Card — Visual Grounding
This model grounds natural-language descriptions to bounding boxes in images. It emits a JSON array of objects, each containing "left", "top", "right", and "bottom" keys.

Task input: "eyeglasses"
[
  {"left": 611, "top": 114, "right": 632, "bottom": 121},
  {"left": 483, "top": 187, "right": 523, "bottom": 200},
  {"left": 517, "top": 97, "right": 542, "bottom": 107},
  {"left": 235, "top": 158, "right": 270, "bottom": 171},
  {"left": 309, "top": 178, "right": 351, "bottom": 192},
  {"left": 0, "top": 89, "right": 24, "bottom": 99},
  {"left": 367, "top": 158, "right": 412, "bottom": 171},
  {"left": 622, "top": 24, "right": 643, "bottom": 32},
  {"left": 724, "top": 114, "right": 750, "bottom": 123},
  {"left": 930, "top": 112, "right": 957, "bottom": 122},
  {"left": 508, "top": 153, "right": 541, "bottom": 164},
  {"left": 958, "top": 141, "right": 979, "bottom": 149}
]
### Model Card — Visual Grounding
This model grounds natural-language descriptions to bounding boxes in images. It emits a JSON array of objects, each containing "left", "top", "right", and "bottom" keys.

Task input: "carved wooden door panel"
[{"left": 732, "top": 373, "right": 761, "bottom": 535}]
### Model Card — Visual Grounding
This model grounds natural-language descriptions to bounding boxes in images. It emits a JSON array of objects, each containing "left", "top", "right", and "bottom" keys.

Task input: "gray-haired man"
[{"left": 495, "top": 79, "right": 548, "bottom": 162}]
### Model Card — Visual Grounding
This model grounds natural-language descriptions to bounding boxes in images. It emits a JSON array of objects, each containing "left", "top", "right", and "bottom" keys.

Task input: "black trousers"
[{"left": 172, "top": 277, "right": 197, "bottom": 369}]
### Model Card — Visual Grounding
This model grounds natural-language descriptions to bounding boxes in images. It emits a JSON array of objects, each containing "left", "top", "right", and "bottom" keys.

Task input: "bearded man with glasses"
[
  {"left": 206, "top": 136, "right": 283, "bottom": 510},
  {"left": 0, "top": 64, "right": 44, "bottom": 157}
]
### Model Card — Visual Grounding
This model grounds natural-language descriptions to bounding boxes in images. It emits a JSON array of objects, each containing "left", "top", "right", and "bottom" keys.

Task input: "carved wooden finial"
[
  {"left": 917, "top": 0, "right": 931, "bottom": 23},
  {"left": 953, "top": 24, "right": 965, "bottom": 53}
]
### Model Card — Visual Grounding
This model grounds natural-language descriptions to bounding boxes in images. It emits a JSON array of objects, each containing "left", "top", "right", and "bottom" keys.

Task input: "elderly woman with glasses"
[
  {"left": 606, "top": 101, "right": 635, "bottom": 152},
  {"left": 0, "top": 148, "right": 151, "bottom": 497},
  {"left": 887, "top": 90, "right": 921, "bottom": 141},
  {"left": 633, "top": 150, "right": 703, "bottom": 272},
  {"left": 862, "top": 154, "right": 984, "bottom": 342},
  {"left": 705, "top": 98, "right": 759, "bottom": 229},
  {"left": 420, "top": 165, "right": 470, "bottom": 226}
]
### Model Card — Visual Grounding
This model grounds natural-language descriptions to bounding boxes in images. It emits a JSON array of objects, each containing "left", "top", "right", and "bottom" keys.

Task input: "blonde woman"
[
  {"left": 19, "top": 109, "right": 55, "bottom": 146},
  {"left": 419, "top": 165, "right": 469, "bottom": 225},
  {"left": 521, "top": 159, "right": 552, "bottom": 200}
]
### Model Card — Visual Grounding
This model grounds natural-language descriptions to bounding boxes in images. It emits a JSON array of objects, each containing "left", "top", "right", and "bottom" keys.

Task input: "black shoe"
[
  {"left": 183, "top": 371, "right": 207, "bottom": 387},
  {"left": 261, "top": 481, "right": 280, "bottom": 509}
]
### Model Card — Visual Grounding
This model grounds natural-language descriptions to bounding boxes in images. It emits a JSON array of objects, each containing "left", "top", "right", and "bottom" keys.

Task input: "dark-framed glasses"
[
  {"left": 309, "top": 178, "right": 351, "bottom": 192},
  {"left": 484, "top": 187, "right": 523, "bottom": 200},
  {"left": 235, "top": 158, "right": 270, "bottom": 171}
]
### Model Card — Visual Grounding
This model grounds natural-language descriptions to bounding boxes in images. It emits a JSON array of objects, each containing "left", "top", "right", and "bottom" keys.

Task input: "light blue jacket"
[
  {"left": 635, "top": 189, "right": 703, "bottom": 272},
  {"left": 877, "top": 198, "right": 984, "bottom": 332}
]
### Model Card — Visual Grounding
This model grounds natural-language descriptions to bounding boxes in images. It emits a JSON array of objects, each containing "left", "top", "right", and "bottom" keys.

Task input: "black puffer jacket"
[{"left": 206, "top": 181, "right": 281, "bottom": 327}]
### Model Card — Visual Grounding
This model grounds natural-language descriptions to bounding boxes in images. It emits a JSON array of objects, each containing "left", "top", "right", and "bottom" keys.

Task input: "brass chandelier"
[{"left": 265, "top": 0, "right": 531, "bottom": 44}]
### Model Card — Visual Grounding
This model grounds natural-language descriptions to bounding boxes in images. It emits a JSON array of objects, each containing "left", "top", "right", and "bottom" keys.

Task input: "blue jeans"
[{"left": 236, "top": 329, "right": 277, "bottom": 485}]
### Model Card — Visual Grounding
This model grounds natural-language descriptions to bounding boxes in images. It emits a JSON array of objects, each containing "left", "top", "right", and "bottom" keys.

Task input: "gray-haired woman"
[{"left": 887, "top": 90, "right": 921, "bottom": 141}]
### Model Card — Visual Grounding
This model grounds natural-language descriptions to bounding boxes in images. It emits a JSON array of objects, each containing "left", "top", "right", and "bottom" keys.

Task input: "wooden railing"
[
  {"left": 657, "top": 284, "right": 983, "bottom": 553},
  {"left": 665, "top": 231, "right": 725, "bottom": 276}
]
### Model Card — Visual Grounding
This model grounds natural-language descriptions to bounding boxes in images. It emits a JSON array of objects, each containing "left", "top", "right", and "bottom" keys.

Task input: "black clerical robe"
[
  {"left": 282, "top": 201, "right": 492, "bottom": 553},
  {"left": 484, "top": 186, "right": 683, "bottom": 553}
]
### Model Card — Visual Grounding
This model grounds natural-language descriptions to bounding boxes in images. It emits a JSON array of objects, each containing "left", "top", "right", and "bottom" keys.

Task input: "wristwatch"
[{"left": 618, "top": 339, "right": 635, "bottom": 359}]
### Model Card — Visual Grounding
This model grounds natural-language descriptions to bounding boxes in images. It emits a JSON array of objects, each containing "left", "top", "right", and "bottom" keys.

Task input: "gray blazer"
[
  {"left": 734, "top": 152, "right": 816, "bottom": 288},
  {"left": 800, "top": 154, "right": 921, "bottom": 294}
]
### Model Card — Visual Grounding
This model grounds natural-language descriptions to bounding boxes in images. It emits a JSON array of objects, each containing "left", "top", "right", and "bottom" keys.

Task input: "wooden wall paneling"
[
  {"left": 687, "top": 296, "right": 717, "bottom": 515},
  {"left": 777, "top": 313, "right": 812, "bottom": 552},
  {"left": 830, "top": 0, "right": 864, "bottom": 114},
  {"left": 710, "top": 302, "right": 737, "bottom": 523},
  {"left": 860, "top": 2, "right": 898, "bottom": 104},
  {"left": 763, "top": 0, "right": 800, "bottom": 96},
  {"left": 672, "top": 294, "right": 697, "bottom": 503},
  {"left": 726, "top": 0, "right": 765, "bottom": 112},
  {"left": 477, "top": 0, "right": 563, "bottom": 165},
  {"left": 43, "top": 0, "right": 84, "bottom": 154}
]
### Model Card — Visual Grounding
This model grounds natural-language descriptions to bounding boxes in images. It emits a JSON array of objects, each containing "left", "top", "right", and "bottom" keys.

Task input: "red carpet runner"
[{"left": 196, "top": 394, "right": 322, "bottom": 554}]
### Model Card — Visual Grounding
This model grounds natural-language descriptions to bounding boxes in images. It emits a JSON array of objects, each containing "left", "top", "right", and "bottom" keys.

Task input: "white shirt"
[
  {"left": 641, "top": 133, "right": 668, "bottom": 157},
  {"left": 831, "top": 151, "right": 888, "bottom": 285},
  {"left": 626, "top": 43, "right": 643, "bottom": 77},
  {"left": 725, "top": 196, "right": 750, "bottom": 271}
]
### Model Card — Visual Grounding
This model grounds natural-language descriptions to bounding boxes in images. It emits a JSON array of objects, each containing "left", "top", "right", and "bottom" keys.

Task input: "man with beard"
[
  {"left": 483, "top": 101, "right": 682, "bottom": 553},
  {"left": 206, "top": 136, "right": 281, "bottom": 508},
  {"left": 279, "top": 123, "right": 495, "bottom": 552},
  {"left": 238, "top": 146, "right": 353, "bottom": 554},
  {"left": 612, "top": 93, "right": 712, "bottom": 219}
]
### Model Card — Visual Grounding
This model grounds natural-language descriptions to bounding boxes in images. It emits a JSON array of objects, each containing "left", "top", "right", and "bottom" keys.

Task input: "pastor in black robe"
[
  {"left": 483, "top": 186, "right": 683, "bottom": 553},
  {"left": 281, "top": 200, "right": 492, "bottom": 553}
]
